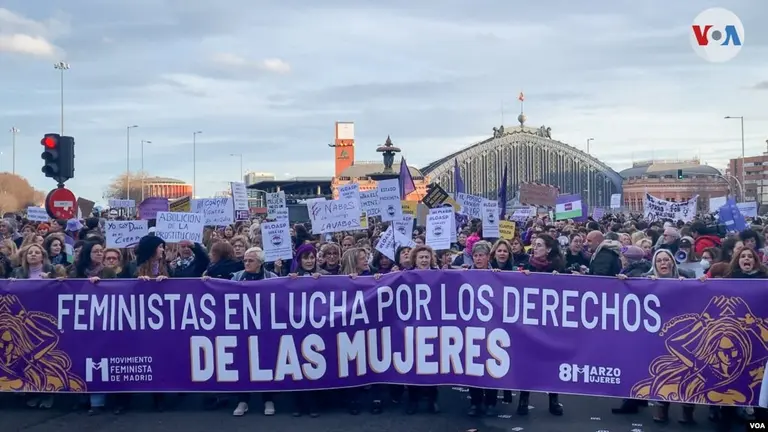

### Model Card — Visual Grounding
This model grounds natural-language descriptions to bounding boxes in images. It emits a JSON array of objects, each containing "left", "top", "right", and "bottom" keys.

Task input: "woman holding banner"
[
  {"left": 518, "top": 234, "right": 566, "bottom": 416},
  {"left": 466, "top": 240, "right": 501, "bottom": 417},
  {"left": 403, "top": 245, "right": 440, "bottom": 415}
]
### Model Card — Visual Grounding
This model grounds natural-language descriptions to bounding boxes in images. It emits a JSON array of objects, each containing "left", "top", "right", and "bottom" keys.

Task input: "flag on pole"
[
  {"left": 517, "top": 92, "right": 524, "bottom": 102},
  {"left": 498, "top": 165, "right": 508, "bottom": 218},
  {"left": 453, "top": 159, "right": 465, "bottom": 194},
  {"left": 399, "top": 157, "right": 416, "bottom": 200}
]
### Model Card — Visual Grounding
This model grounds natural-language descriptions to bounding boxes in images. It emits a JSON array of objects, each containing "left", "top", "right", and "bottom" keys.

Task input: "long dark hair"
[
  {"left": 535, "top": 234, "right": 565, "bottom": 270},
  {"left": 74, "top": 241, "right": 102, "bottom": 278}
]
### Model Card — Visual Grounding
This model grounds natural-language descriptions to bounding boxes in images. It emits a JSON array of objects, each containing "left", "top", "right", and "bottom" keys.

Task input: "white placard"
[
  {"left": 482, "top": 199, "right": 500, "bottom": 237},
  {"left": 456, "top": 192, "right": 483, "bottom": 218},
  {"left": 709, "top": 196, "right": 728, "bottom": 213},
  {"left": 109, "top": 199, "right": 136, "bottom": 208},
  {"left": 426, "top": 207, "right": 452, "bottom": 250},
  {"left": 375, "top": 226, "right": 396, "bottom": 261},
  {"left": 737, "top": 201, "right": 758, "bottom": 218},
  {"left": 393, "top": 215, "right": 414, "bottom": 246},
  {"left": 377, "top": 178, "right": 402, "bottom": 222},
  {"left": 359, "top": 190, "right": 381, "bottom": 217},
  {"left": 27, "top": 207, "right": 48, "bottom": 222},
  {"left": 271, "top": 207, "right": 289, "bottom": 222},
  {"left": 192, "top": 197, "right": 234, "bottom": 226},
  {"left": 337, "top": 183, "right": 360, "bottom": 201},
  {"left": 230, "top": 182, "right": 250, "bottom": 221},
  {"left": 643, "top": 193, "right": 698, "bottom": 223},
  {"left": 266, "top": 191, "right": 286, "bottom": 218},
  {"left": 105, "top": 220, "right": 148, "bottom": 248},
  {"left": 308, "top": 198, "right": 362, "bottom": 234},
  {"left": 155, "top": 211, "right": 205, "bottom": 243},
  {"left": 261, "top": 220, "right": 293, "bottom": 262},
  {"left": 510, "top": 207, "right": 535, "bottom": 222},
  {"left": 610, "top": 194, "right": 621, "bottom": 209}
]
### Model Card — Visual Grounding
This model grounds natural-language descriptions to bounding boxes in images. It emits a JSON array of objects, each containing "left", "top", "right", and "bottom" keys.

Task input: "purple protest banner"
[
  {"left": 1, "top": 272, "right": 765, "bottom": 406},
  {"left": 138, "top": 197, "right": 170, "bottom": 220}
]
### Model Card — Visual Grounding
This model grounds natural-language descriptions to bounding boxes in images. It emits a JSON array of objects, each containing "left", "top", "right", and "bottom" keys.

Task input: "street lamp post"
[
  {"left": 724, "top": 116, "right": 746, "bottom": 201},
  {"left": 53, "top": 62, "right": 70, "bottom": 135},
  {"left": 141, "top": 140, "right": 152, "bottom": 202},
  {"left": 192, "top": 131, "right": 203, "bottom": 197},
  {"left": 586, "top": 138, "right": 594, "bottom": 207},
  {"left": 230, "top": 153, "right": 243, "bottom": 181},
  {"left": 9, "top": 127, "right": 19, "bottom": 175},
  {"left": 126, "top": 125, "right": 138, "bottom": 200}
]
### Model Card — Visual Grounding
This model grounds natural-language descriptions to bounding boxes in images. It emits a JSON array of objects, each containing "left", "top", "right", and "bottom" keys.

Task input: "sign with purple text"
[{"left": 0, "top": 272, "right": 765, "bottom": 406}]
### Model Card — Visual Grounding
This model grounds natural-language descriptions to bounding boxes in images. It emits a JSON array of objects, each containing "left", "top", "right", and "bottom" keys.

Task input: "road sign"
[{"left": 45, "top": 187, "right": 77, "bottom": 219}]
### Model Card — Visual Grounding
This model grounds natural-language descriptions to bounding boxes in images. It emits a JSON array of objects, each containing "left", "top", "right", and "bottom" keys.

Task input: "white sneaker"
[
  {"left": 264, "top": 401, "right": 275, "bottom": 416},
  {"left": 233, "top": 402, "right": 248, "bottom": 416}
]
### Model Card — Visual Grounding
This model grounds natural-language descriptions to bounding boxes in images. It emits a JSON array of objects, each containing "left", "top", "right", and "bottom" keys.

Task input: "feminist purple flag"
[{"left": 0, "top": 272, "right": 765, "bottom": 406}]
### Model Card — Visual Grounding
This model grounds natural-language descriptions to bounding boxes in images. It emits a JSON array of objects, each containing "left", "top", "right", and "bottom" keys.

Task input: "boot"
[
  {"left": 516, "top": 391, "right": 529, "bottom": 416},
  {"left": 612, "top": 399, "right": 640, "bottom": 414},
  {"left": 679, "top": 404, "right": 695, "bottom": 424},
  {"left": 548, "top": 393, "right": 563, "bottom": 416}
]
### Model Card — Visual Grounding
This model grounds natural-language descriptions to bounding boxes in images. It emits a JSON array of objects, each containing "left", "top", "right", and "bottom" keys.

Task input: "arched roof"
[
  {"left": 619, "top": 163, "right": 722, "bottom": 179},
  {"left": 421, "top": 126, "right": 624, "bottom": 188}
]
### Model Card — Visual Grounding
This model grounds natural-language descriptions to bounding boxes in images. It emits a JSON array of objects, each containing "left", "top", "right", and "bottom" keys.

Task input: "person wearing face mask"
[{"left": 699, "top": 247, "right": 720, "bottom": 272}]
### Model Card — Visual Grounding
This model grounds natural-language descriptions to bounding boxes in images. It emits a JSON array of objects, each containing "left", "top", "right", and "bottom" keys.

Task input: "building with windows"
[
  {"left": 244, "top": 172, "right": 275, "bottom": 208},
  {"left": 620, "top": 159, "right": 729, "bottom": 212},
  {"left": 143, "top": 177, "right": 192, "bottom": 199},
  {"left": 726, "top": 151, "right": 768, "bottom": 211},
  {"left": 421, "top": 113, "right": 622, "bottom": 208}
]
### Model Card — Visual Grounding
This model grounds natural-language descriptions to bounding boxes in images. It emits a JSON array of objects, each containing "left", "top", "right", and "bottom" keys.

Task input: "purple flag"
[
  {"left": 2, "top": 272, "right": 766, "bottom": 406},
  {"left": 399, "top": 157, "right": 416, "bottom": 200},
  {"left": 454, "top": 159, "right": 464, "bottom": 194},
  {"left": 498, "top": 165, "right": 508, "bottom": 218}
]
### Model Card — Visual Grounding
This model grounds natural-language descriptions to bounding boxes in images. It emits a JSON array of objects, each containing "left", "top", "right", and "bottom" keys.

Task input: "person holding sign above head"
[{"left": 519, "top": 234, "right": 566, "bottom": 417}]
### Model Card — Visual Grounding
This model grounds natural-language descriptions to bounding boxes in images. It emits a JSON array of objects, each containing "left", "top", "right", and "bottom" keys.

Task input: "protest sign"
[
  {"left": 266, "top": 192, "right": 286, "bottom": 218},
  {"left": 644, "top": 193, "right": 697, "bottom": 222},
  {"left": 27, "top": 207, "right": 48, "bottom": 222},
  {"left": 376, "top": 179, "right": 402, "bottom": 222},
  {"left": 308, "top": 198, "right": 362, "bottom": 234},
  {"left": 105, "top": 220, "right": 149, "bottom": 248},
  {"left": 482, "top": 200, "right": 500, "bottom": 237},
  {"left": 456, "top": 193, "right": 482, "bottom": 219},
  {"left": 155, "top": 211, "right": 204, "bottom": 243},
  {"left": 192, "top": 198, "right": 235, "bottom": 226},
  {"left": 426, "top": 207, "right": 452, "bottom": 250},
  {"left": 499, "top": 220, "right": 516, "bottom": 240},
  {"left": 359, "top": 190, "right": 380, "bottom": 217},
  {"left": 138, "top": 197, "right": 169, "bottom": 220},
  {"left": 230, "top": 182, "right": 250, "bottom": 221},
  {"left": 2, "top": 272, "right": 765, "bottom": 407},
  {"left": 261, "top": 221, "right": 292, "bottom": 262},
  {"left": 108, "top": 199, "right": 135, "bottom": 208}
]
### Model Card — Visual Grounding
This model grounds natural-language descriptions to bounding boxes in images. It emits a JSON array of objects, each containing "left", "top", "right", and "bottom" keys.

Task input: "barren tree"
[
  {"left": 103, "top": 171, "right": 157, "bottom": 202},
  {"left": 0, "top": 173, "right": 46, "bottom": 214}
]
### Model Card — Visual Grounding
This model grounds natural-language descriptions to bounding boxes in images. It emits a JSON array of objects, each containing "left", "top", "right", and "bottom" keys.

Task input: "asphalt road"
[{"left": 0, "top": 388, "right": 742, "bottom": 432}]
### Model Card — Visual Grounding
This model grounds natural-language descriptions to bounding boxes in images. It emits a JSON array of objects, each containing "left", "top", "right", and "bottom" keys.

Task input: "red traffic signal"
[{"left": 41, "top": 134, "right": 59, "bottom": 149}]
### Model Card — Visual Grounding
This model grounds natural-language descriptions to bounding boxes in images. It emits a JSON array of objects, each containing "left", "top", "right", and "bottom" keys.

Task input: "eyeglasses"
[{"left": 243, "top": 259, "right": 258, "bottom": 263}]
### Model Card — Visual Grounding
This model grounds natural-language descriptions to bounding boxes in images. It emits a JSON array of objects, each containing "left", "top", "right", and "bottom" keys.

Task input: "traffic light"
[
  {"left": 677, "top": 169, "right": 683, "bottom": 180},
  {"left": 41, "top": 133, "right": 75, "bottom": 184}
]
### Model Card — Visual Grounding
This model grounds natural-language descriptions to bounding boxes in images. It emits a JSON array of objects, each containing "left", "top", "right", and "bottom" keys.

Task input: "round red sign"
[{"left": 45, "top": 187, "right": 77, "bottom": 220}]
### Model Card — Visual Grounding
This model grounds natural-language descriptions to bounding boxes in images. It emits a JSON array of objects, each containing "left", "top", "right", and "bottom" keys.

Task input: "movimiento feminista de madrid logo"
[{"left": 690, "top": 8, "right": 744, "bottom": 63}]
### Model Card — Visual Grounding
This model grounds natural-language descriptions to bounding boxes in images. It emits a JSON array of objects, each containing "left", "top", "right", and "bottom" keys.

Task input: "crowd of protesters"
[{"left": 0, "top": 208, "right": 766, "bottom": 432}]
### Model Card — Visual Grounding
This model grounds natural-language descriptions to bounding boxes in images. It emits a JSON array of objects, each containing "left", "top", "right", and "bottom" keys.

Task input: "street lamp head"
[
  {"left": 194, "top": 130, "right": 203, "bottom": 134},
  {"left": 146, "top": 140, "right": 152, "bottom": 144},
  {"left": 128, "top": 125, "right": 138, "bottom": 129}
]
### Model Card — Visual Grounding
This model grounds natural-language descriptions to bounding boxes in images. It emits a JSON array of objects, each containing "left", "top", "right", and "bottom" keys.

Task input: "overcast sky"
[{"left": 1, "top": 1, "right": 766, "bottom": 203}]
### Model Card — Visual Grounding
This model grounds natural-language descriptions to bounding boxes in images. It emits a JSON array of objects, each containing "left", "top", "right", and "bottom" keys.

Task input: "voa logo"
[
  {"left": 85, "top": 358, "right": 109, "bottom": 382},
  {"left": 690, "top": 7, "right": 744, "bottom": 63},
  {"left": 559, "top": 363, "right": 621, "bottom": 385}
]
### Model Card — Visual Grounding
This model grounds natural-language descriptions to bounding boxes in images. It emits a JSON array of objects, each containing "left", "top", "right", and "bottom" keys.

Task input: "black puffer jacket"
[
  {"left": 621, "top": 260, "right": 652, "bottom": 277},
  {"left": 588, "top": 240, "right": 623, "bottom": 276}
]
